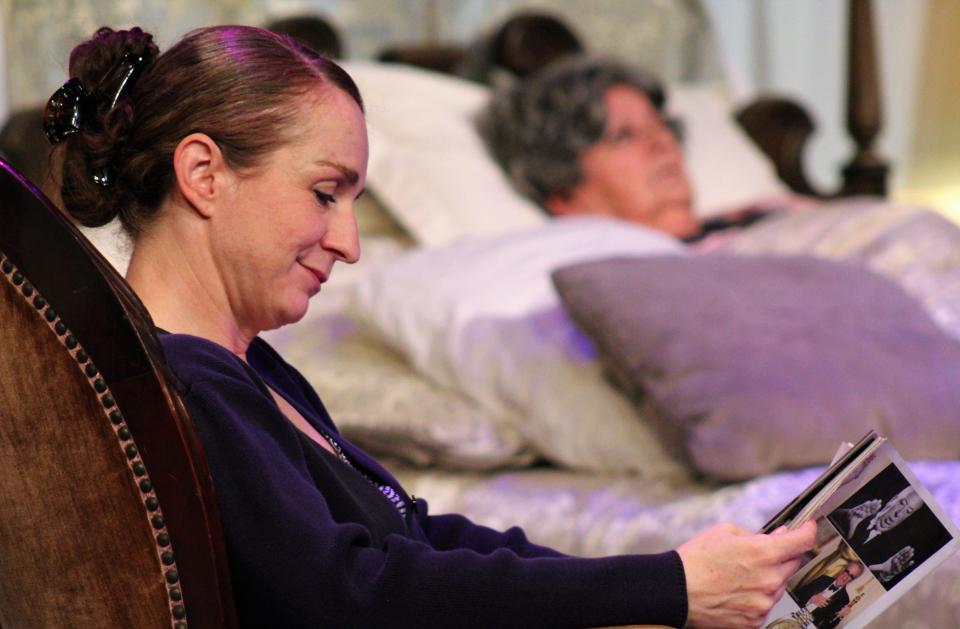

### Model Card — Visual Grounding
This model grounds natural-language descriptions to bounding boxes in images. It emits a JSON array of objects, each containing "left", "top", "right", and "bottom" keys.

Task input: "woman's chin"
[
  {"left": 270, "top": 297, "right": 311, "bottom": 330},
  {"left": 654, "top": 207, "right": 700, "bottom": 239}
]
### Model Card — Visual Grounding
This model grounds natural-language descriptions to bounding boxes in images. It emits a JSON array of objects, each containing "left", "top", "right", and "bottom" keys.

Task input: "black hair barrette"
[
  {"left": 42, "top": 77, "right": 92, "bottom": 144},
  {"left": 43, "top": 51, "right": 150, "bottom": 146},
  {"left": 97, "top": 51, "right": 148, "bottom": 113},
  {"left": 42, "top": 51, "right": 150, "bottom": 186}
]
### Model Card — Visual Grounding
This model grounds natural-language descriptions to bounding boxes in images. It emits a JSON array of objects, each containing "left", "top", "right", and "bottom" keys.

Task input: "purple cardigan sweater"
[{"left": 161, "top": 333, "right": 687, "bottom": 628}]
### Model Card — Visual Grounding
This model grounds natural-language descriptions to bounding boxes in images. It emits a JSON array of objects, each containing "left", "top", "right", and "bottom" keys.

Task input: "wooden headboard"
[{"left": 736, "top": 0, "right": 888, "bottom": 197}]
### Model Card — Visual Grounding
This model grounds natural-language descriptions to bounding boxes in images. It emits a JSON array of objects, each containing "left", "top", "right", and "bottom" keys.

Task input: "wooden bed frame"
[
  {"left": 376, "top": 0, "right": 889, "bottom": 200},
  {"left": 737, "top": 0, "right": 888, "bottom": 198}
]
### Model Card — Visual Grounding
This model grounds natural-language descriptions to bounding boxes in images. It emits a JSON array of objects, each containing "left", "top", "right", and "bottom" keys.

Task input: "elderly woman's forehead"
[
  {"left": 606, "top": 84, "right": 657, "bottom": 103},
  {"left": 603, "top": 85, "right": 660, "bottom": 117}
]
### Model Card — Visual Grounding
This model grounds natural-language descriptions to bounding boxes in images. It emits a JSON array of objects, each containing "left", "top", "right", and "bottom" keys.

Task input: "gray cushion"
[{"left": 552, "top": 254, "right": 960, "bottom": 480}]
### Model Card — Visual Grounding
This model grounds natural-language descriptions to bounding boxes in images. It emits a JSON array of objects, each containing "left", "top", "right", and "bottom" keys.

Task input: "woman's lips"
[{"left": 299, "top": 262, "right": 328, "bottom": 289}]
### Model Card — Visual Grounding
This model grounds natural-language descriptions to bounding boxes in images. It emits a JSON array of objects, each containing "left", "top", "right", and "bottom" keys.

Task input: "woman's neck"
[{"left": 125, "top": 214, "right": 253, "bottom": 357}]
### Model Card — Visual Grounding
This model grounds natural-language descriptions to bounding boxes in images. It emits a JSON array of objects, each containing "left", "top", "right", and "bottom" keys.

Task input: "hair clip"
[
  {"left": 91, "top": 165, "right": 115, "bottom": 188},
  {"left": 43, "top": 50, "right": 152, "bottom": 189},
  {"left": 43, "top": 78, "right": 92, "bottom": 144},
  {"left": 96, "top": 51, "right": 148, "bottom": 113},
  {"left": 42, "top": 51, "right": 150, "bottom": 147}
]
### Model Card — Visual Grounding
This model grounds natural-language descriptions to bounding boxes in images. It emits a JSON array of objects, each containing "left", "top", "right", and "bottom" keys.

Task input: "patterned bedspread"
[{"left": 387, "top": 459, "right": 960, "bottom": 628}]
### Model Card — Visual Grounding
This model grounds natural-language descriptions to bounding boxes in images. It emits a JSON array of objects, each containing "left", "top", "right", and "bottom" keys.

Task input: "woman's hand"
[{"left": 677, "top": 520, "right": 816, "bottom": 628}]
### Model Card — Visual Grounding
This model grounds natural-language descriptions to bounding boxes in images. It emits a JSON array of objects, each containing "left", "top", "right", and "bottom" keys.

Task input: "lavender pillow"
[{"left": 553, "top": 254, "right": 960, "bottom": 480}]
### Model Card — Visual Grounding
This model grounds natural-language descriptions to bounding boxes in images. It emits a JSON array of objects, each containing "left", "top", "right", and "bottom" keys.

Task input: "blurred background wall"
[{"left": 894, "top": 0, "right": 960, "bottom": 219}]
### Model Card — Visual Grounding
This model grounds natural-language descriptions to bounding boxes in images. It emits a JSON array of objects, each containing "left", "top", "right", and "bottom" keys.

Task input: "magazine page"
[
  {"left": 763, "top": 441, "right": 959, "bottom": 629},
  {"left": 761, "top": 431, "right": 883, "bottom": 535}
]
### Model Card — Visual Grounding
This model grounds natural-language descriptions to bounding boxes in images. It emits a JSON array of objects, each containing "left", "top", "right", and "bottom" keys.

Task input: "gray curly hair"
[{"left": 477, "top": 55, "right": 666, "bottom": 208}]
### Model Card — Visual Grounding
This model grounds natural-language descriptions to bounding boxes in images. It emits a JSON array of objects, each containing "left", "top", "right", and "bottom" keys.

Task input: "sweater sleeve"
[
  {"left": 167, "top": 337, "right": 688, "bottom": 629},
  {"left": 415, "top": 502, "right": 566, "bottom": 558}
]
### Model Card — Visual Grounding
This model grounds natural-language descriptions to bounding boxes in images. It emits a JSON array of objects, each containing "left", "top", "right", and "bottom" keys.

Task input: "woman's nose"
[{"left": 323, "top": 203, "right": 361, "bottom": 264}]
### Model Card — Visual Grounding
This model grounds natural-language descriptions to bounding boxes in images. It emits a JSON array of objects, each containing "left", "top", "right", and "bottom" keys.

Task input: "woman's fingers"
[
  {"left": 768, "top": 520, "right": 816, "bottom": 561},
  {"left": 678, "top": 520, "right": 817, "bottom": 628}
]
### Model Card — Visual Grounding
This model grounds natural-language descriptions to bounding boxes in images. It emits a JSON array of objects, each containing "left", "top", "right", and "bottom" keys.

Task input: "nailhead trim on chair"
[{"left": 0, "top": 252, "right": 188, "bottom": 629}]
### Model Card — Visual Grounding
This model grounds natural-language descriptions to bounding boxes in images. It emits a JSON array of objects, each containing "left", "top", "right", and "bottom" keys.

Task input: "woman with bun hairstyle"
[{"left": 46, "top": 25, "right": 814, "bottom": 628}]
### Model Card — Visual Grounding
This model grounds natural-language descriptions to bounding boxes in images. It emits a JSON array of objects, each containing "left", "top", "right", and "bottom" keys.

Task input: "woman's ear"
[{"left": 172, "top": 133, "right": 230, "bottom": 219}]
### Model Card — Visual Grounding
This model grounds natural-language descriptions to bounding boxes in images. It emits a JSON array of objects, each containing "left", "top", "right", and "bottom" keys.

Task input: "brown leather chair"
[{"left": 0, "top": 158, "right": 237, "bottom": 628}]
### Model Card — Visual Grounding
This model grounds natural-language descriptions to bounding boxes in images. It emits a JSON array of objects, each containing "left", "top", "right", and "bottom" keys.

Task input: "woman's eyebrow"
[{"left": 312, "top": 159, "right": 359, "bottom": 185}]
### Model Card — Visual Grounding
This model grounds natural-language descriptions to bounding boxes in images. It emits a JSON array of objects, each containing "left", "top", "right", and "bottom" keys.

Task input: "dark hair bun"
[
  {"left": 59, "top": 27, "right": 159, "bottom": 228},
  {"left": 68, "top": 27, "right": 159, "bottom": 93}
]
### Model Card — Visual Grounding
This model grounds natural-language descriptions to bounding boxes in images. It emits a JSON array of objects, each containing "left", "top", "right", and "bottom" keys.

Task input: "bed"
[
  {"left": 73, "top": 4, "right": 960, "bottom": 627},
  {"left": 280, "top": 10, "right": 960, "bottom": 629}
]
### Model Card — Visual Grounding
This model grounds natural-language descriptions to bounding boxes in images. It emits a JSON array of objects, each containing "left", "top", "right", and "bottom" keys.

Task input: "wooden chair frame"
[{"left": 0, "top": 160, "right": 237, "bottom": 628}]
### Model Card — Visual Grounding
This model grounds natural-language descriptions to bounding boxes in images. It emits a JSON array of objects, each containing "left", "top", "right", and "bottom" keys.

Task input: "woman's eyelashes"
[{"left": 314, "top": 190, "right": 337, "bottom": 207}]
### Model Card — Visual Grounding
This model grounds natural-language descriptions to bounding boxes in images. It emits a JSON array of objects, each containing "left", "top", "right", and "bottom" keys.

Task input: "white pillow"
[
  {"left": 344, "top": 61, "right": 547, "bottom": 246},
  {"left": 347, "top": 215, "right": 692, "bottom": 479},
  {"left": 667, "top": 84, "right": 788, "bottom": 217},
  {"left": 344, "top": 61, "right": 786, "bottom": 244},
  {"left": 273, "top": 318, "right": 534, "bottom": 470}
]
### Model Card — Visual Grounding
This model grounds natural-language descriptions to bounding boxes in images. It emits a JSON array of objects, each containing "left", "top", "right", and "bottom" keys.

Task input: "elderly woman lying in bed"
[
  {"left": 477, "top": 55, "right": 808, "bottom": 243},
  {"left": 338, "top": 52, "right": 960, "bottom": 485}
]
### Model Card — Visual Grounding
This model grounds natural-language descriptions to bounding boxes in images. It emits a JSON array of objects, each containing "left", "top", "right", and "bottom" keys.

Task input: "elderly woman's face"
[
  {"left": 214, "top": 86, "right": 367, "bottom": 333},
  {"left": 573, "top": 85, "right": 697, "bottom": 237}
]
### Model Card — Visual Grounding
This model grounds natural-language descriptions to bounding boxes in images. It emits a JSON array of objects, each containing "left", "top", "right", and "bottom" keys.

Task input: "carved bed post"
[
  {"left": 736, "top": 0, "right": 891, "bottom": 198},
  {"left": 841, "top": 0, "right": 889, "bottom": 196}
]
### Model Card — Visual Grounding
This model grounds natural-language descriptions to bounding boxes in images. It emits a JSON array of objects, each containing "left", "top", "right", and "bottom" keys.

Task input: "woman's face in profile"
[
  {"left": 214, "top": 86, "right": 367, "bottom": 333},
  {"left": 575, "top": 85, "right": 697, "bottom": 238}
]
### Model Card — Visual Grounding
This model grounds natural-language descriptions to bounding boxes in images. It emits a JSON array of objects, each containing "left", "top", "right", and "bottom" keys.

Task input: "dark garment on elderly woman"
[{"left": 160, "top": 332, "right": 688, "bottom": 628}]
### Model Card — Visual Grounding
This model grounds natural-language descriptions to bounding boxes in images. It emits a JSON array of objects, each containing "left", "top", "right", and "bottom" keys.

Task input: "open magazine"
[{"left": 762, "top": 430, "right": 958, "bottom": 629}]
